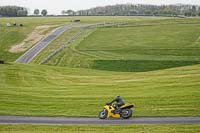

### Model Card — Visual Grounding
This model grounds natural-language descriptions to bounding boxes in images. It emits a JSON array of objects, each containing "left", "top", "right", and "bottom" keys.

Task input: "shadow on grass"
[{"left": 92, "top": 60, "right": 200, "bottom": 72}]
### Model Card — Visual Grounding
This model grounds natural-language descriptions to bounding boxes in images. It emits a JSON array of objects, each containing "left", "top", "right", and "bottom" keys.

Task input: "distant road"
[
  {"left": 15, "top": 26, "right": 72, "bottom": 63},
  {"left": 0, "top": 116, "right": 199, "bottom": 124}
]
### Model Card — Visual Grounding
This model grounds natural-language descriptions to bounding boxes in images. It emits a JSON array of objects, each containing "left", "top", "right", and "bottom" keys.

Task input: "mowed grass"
[
  {"left": 0, "top": 124, "right": 199, "bottom": 133},
  {"left": 45, "top": 18, "right": 200, "bottom": 72},
  {"left": 0, "top": 63, "right": 199, "bottom": 117},
  {"left": 31, "top": 16, "right": 158, "bottom": 64},
  {"left": 0, "top": 16, "right": 153, "bottom": 62}
]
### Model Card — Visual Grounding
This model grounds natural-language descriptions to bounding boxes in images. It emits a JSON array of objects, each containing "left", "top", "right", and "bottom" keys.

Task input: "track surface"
[{"left": 0, "top": 116, "right": 200, "bottom": 124}]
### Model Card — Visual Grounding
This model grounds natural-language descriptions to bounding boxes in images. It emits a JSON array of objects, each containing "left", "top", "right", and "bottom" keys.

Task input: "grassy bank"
[{"left": 0, "top": 63, "right": 199, "bottom": 117}]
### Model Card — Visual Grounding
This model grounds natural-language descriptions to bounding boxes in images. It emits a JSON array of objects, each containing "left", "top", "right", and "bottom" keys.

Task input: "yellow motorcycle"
[{"left": 98, "top": 103, "right": 134, "bottom": 119}]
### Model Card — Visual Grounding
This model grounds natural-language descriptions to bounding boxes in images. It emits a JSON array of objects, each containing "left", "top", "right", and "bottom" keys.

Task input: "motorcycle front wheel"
[
  {"left": 121, "top": 109, "right": 132, "bottom": 119},
  {"left": 98, "top": 109, "right": 108, "bottom": 119}
]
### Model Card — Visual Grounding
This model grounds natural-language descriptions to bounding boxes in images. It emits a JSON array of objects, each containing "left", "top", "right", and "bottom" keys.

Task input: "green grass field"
[
  {"left": 31, "top": 16, "right": 159, "bottom": 64},
  {"left": 0, "top": 63, "right": 199, "bottom": 117},
  {"left": 0, "top": 124, "right": 199, "bottom": 133},
  {"left": 43, "top": 18, "right": 200, "bottom": 72}
]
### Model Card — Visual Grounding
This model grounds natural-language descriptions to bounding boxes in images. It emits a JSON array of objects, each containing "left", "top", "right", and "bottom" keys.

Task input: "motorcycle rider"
[{"left": 107, "top": 96, "right": 125, "bottom": 113}]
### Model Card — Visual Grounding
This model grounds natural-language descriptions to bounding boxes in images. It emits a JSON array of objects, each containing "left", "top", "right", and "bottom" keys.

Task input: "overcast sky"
[{"left": 0, "top": 0, "right": 200, "bottom": 15}]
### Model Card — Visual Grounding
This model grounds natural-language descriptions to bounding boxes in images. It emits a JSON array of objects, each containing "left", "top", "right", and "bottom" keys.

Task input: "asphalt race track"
[{"left": 0, "top": 116, "right": 200, "bottom": 124}]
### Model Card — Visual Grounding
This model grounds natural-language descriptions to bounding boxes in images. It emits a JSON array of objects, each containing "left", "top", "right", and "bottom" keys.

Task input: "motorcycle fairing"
[{"left": 120, "top": 103, "right": 134, "bottom": 109}]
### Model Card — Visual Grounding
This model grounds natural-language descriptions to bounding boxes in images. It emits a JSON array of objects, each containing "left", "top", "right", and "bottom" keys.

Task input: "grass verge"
[{"left": 0, "top": 124, "right": 199, "bottom": 133}]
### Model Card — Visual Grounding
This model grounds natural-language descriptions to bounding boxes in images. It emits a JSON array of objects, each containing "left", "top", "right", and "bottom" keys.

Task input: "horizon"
[{"left": 0, "top": 0, "right": 200, "bottom": 15}]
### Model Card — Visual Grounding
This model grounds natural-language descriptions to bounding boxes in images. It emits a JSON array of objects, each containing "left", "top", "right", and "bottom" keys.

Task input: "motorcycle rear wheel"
[
  {"left": 121, "top": 109, "right": 132, "bottom": 119},
  {"left": 98, "top": 109, "right": 108, "bottom": 119}
]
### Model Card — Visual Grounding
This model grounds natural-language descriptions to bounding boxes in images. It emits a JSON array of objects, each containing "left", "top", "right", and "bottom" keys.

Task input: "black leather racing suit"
[{"left": 109, "top": 96, "right": 125, "bottom": 110}]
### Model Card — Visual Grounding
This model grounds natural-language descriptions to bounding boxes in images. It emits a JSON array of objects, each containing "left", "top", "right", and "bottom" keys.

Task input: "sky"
[{"left": 0, "top": 0, "right": 200, "bottom": 15}]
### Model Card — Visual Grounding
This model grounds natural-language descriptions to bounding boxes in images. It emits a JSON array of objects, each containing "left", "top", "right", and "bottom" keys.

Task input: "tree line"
[
  {"left": 0, "top": 6, "right": 48, "bottom": 17},
  {"left": 1, "top": 4, "right": 200, "bottom": 17},
  {"left": 0, "top": 6, "right": 28, "bottom": 17},
  {"left": 64, "top": 4, "right": 200, "bottom": 17}
]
